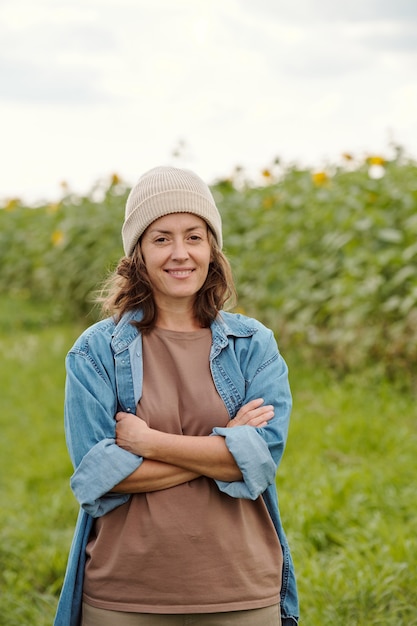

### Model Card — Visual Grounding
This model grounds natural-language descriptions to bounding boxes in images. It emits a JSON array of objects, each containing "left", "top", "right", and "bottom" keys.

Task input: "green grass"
[
  {"left": 281, "top": 359, "right": 417, "bottom": 624},
  {"left": 0, "top": 308, "right": 416, "bottom": 624},
  {"left": 0, "top": 317, "right": 81, "bottom": 625}
]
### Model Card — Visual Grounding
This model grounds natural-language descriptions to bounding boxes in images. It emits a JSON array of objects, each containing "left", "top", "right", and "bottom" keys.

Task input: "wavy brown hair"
[{"left": 98, "top": 230, "right": 236, "bottom": 333}]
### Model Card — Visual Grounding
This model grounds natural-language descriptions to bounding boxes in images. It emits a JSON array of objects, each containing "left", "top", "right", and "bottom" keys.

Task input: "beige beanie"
[{"left": 122, "top": 166, "right": 223, "bottom": 256}]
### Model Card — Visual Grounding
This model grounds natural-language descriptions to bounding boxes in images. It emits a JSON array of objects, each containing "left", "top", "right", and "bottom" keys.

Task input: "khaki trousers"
[{"left": 81, "top": 602, "right": 281, "bottom": 626}]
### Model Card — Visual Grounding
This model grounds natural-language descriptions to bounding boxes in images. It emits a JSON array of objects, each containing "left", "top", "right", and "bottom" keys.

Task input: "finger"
[
  {"left": 244, "top": 398, "right": 265, "bottom": 411},
  {"left": 255, "top": 404, "right": 274, "bottom": 415},
  {"left": 248, "top": 410, "right": 274, "bottom": 426},
  {"left": 248, "top": 418, "right": 270, "bottom": 428},
  {"left": 247, "top": 406, "right": 274, "bottom": 421},
  {"left": 115, "top": 411, "right": 131, "bottom": 422},
  {"left": 236, "top": 398, "right": 265, "bottom": 419}
]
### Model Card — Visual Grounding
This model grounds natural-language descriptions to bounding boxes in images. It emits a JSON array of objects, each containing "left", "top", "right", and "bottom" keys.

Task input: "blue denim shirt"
[{"left": 54, "top": 310, "right": 299, "bottom": 626}]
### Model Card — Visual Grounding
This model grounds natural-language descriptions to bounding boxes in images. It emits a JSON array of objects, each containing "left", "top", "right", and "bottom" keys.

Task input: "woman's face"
[{"left": 140, "top": 213, "right": 212, "bottom": 310}]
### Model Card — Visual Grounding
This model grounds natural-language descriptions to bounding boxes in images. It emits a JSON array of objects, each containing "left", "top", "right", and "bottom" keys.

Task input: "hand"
[
  {"left": 227, "top": 398, "right": 274, "bottom": 428},
  {"left": 115, "top": 412, "right": 152, "bottom": 456}
]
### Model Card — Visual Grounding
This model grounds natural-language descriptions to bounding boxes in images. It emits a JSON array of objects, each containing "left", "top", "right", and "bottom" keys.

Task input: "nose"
[{"left": 171, "top": 238, "right": 189, "bottom": 261}]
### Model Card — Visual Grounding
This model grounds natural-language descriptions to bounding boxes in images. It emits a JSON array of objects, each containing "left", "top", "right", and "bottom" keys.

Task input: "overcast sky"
[{"left": 1, "top": 0, "right": 417, "bottom": 203}]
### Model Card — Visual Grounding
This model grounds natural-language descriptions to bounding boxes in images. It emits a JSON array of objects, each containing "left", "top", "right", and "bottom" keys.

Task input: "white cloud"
[{"left": 1, "top": 0, "right": 417, "bottom": 202}]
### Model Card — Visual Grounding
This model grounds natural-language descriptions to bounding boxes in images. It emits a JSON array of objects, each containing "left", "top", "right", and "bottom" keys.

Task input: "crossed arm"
[{"left": 111, "top": 398, "right": 274, "bottom": 494}]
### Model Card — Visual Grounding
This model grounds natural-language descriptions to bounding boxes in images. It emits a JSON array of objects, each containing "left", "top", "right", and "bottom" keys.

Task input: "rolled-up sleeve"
[
  {"left": 65, "top": 350, "right": 143, "bottom": 517},
  {"left": 70, "top": 439, "right": 142, "bottom": 516},
  {"left": 212, "top": 425, "right": 276, "bottom": 499},
  {"left": 212, "top": 331, "right": 292, "bottom": 500}
]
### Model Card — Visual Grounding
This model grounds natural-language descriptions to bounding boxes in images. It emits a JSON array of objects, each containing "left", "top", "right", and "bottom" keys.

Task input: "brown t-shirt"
[{"left": 83, "top": 327, "right": 282, "bottom": 613}]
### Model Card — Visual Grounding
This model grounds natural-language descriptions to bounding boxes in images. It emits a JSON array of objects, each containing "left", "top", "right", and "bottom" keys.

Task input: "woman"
[{"left": 54, "top": 166, "right": 299, "bottom": 626}]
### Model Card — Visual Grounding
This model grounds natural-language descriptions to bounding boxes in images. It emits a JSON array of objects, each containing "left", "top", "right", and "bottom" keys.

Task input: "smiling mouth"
[{"left": 165, "top": 269, "right": 195, "bottom": 277}]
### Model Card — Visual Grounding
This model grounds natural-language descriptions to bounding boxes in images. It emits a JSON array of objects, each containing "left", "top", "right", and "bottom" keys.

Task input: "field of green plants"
[{"left": 1, "top": 149, "right": 416, "bottom": 624}]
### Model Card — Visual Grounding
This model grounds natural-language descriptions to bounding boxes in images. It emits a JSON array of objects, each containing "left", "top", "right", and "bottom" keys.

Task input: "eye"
[{"left": 188, "top": 234, "right": 203, "bottom": 242}]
